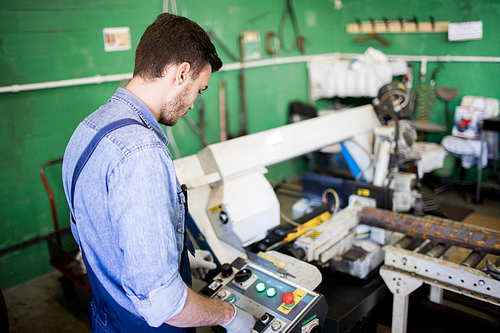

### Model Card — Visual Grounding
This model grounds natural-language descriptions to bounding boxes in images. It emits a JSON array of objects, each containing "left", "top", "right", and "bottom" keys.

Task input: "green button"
[
  {"left": 227, "top": 296, "right": 235, "bottom": 303},
  {"left": 256, "top": 282, "right": 266, "bottom": 293},
  {"left": 266, "top": 287, "right": 277, "bottom": 297}
]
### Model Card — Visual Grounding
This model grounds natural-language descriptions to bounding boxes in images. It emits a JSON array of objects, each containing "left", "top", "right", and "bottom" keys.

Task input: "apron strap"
[{"left": 70, "top": 118, "right": 146, "bottom": 223}]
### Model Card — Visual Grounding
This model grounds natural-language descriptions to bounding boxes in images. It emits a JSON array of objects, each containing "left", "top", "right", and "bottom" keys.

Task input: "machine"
[
  {"left": 200, "top": 255, "right": 328, "bottom": 333},
  {"left": 174, "top": 104, "right": 381, "bottom": 265},
  {"left": 174, "top": 98, "right": 436, "bottom": 280}
]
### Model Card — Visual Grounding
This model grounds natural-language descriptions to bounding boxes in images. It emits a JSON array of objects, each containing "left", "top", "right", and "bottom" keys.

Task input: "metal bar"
[
  {"left": 429, "top": 285, "right": 443, "bottom": 304},
  {"left": 359, "top": 207, "right": 500, "bottom": 255},
  {"left": 393, "top": 294, "right": 409, "bottom": 333}
]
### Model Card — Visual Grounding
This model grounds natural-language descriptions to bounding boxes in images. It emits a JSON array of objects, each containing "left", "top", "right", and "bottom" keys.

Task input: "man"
[{"left": 62, "top": 13, "right": 254, "bottom": 332}]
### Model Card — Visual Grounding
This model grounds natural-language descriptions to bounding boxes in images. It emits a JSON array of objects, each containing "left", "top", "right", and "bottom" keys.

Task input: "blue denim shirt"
[{"left": 62, "top": 87, "right": 188, "bottom": 327}]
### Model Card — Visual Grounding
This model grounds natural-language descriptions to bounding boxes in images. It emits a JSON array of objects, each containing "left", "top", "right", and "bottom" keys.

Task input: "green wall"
[{"left": 1, "top": 0, "right": 499, "bottom": 289}]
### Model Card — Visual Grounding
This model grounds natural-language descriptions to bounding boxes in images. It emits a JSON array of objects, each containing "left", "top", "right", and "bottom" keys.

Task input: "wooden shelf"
[{"left": 347, "top": 20, "right": 450, "bottom": 34}]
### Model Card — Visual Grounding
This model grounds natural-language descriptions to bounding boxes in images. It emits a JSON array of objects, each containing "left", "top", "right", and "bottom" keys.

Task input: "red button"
[{"left": 281, "top": 292, "right": 294, "bottom": 306}]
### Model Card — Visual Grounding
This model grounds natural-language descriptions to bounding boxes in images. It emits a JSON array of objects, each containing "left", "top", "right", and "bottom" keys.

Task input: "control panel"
[{"left": 200, "top": 257, "right": 327, "bottom": 333}]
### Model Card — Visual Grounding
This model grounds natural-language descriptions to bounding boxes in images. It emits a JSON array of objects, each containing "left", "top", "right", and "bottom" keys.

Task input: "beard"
[{"left": 158, "top": 85, "right": 190, "bottom": 127}]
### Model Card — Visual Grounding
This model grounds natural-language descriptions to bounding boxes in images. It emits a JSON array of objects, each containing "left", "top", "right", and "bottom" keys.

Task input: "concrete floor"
[{"left": 3, "top": 179, "right": 500, "bottom": 333}]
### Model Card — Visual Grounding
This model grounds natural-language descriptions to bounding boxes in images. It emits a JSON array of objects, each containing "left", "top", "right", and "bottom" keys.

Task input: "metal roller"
[
  {"left": 460, "top": 251, "right": 486, "bottom": 268},
  {"left": 425, "top": 243, "right": 449, "bottom": 258},
  {"left": 359, "top": 207, "right": 500, "bottom": 255},
  {"left": 394, "top": 236, "right": 413, "bottom": 249}
]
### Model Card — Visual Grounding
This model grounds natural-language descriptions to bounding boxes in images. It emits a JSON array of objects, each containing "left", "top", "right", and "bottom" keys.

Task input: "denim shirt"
[{"left": 62, "top": 87, "right": 188, "bottom": 327}]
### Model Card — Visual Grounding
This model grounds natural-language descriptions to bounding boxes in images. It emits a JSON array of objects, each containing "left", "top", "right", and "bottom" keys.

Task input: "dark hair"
[{"left": 133, "top": 13, "right": 222, "bottom": 80}]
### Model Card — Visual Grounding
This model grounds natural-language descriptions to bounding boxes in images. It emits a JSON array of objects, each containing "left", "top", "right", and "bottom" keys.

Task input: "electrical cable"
[
  {"left": 321, "top": 188, "right": 340, "bottom": 216},
  {"left": 279, "top": 187, "right": 340, "bottom": 231},
  {"left": 280, "top": 211, "right": 302, "bottom": 228}
]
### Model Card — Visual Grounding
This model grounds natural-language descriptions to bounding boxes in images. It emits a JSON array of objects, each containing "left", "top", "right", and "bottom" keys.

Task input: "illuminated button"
[
  {"left": 255, "top": 282, "right": 266, "bottom": 293},
  {"left": 216, "top": 290, "right": 227, "bottom": 299},
  {"left": 281, "top": 292, "right": 294, "bottom": 306},
  {"left": 266, "top": 287, "right": 277, "bottom": 297},
  {"left": 227, "top": 295, "right": 236, "bottom": 303}
]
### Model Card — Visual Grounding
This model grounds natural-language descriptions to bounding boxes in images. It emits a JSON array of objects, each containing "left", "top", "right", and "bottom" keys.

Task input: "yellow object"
[
  {"left": 209, "top": 204, "right": 223, "bottom": 214},
  {"left": 283, "top": 211, "right": 331, "bottom": 243},
  {"left": 357, "top": 188, "right": 370, "bottom": 197},
  {"left": 257, "top": 252, "right": 288, "bottom": 269}
]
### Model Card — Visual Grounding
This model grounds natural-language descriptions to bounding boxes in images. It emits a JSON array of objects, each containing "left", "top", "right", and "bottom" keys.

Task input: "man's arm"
[{"left": 165, "top": 288, "right": 234, "bottom": 327}]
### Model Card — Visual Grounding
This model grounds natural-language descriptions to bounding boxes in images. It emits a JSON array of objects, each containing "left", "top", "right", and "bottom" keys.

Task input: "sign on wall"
[{"left": 103, "top": 27, "right": 131, "bottom": 52}]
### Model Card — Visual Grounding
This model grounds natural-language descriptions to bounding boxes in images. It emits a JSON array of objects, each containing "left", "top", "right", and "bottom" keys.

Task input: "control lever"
[{"left": 234, "top": 268, "right": 252, "bottom": 282}]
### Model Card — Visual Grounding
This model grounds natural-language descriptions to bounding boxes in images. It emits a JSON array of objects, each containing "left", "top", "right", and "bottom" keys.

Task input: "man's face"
[{"left": 159, "top": 63, "right": 212, "bottom": 127}]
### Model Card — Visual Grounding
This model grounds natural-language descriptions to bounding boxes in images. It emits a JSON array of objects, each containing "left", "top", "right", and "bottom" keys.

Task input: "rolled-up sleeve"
[{"left": 108, "top": 145, "right": 187, "bottom": 327}]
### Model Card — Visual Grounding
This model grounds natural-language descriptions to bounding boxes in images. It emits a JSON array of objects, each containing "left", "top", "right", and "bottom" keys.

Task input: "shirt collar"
[{"left": 112, "top": 87, "right": 169, "bottom": 146}]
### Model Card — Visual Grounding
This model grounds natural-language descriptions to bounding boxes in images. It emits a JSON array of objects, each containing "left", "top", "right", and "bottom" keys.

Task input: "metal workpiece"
[{"left": 359, "top": 207, "right": 500, "bottom": 255}]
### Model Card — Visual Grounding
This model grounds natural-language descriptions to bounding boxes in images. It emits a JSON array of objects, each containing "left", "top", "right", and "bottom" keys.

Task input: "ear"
[{"left": 176, "top": 62, "right": 191, "bottom": 86}]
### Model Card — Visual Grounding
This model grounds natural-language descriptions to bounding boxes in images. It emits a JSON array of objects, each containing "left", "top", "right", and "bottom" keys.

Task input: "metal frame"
[{"left": 380, "top": 245, "right": 500, "bottom": 333}]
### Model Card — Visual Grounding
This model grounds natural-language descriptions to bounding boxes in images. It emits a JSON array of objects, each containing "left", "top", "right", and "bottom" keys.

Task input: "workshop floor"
[{"left": 3, "top": 180, "right": 500, "bottom": 333}]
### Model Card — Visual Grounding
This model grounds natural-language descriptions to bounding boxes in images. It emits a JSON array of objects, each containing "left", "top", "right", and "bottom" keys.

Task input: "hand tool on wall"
[
  {"left": 413, "top": 61, "right": 449, "bottom": 136},
  {"left": 207, "top": 30, "right": 248, "bottom": 137},
  {"left": 278, "top": 0, "right": 305, "bottom": 53},
  {"left": 219, "top": 80, "right": 227, "bottom": 142},
  {"left": 238, "top": 33, "right": 248, "bottom": 136},
  {"left": 197, "top": 94, "right": 209, "bottom": 147},
  {"left": 353, "top": 18, "right": 391, "bottom": 46}
]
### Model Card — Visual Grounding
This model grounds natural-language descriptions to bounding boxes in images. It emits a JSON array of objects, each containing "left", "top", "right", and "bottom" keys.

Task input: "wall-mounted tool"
[
  {"left": 265, "top": 32, "right": 279, "bottom": 56},
  {"left": 207, "top": 30, "right": 248, "bottom": 137},
  {"left": 265, "top": 32, "right": 281, "bottom": 71},
  {"left": 219, "top": 80, "right": 228, "bottom": 142},
  {"left": 354, "top": 18, "right": 391, "bottom": 47},
  {"left": 238, "top": 33, "right": 249, "bottom": 136},
  {"left": 413, "top": 61, "right": 453, "bottom": 135},
  {"left": 278, "top": 0, "right": 305, "bottom": 53}
]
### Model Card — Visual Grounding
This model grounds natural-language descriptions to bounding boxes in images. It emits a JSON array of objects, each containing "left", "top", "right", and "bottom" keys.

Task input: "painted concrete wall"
[{"left": 1, "top": 0, "right": 499, "bottom": 288}]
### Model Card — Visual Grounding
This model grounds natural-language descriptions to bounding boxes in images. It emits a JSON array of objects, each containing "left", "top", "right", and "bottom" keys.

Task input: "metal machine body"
[
  {"left": 200, "top": 256, "right": 328, "bottom": 333},
  {"left": 174, "top": 104, "right": 381, "bottom": 264}
]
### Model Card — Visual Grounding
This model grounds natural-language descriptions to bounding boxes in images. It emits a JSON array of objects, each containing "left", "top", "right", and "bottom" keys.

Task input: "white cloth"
[
  {"left": 307, "top": 48, "right": 408, "bottom": 100},
  {"left": 441, "top": 135, "right": 488, "bottom": 169}
]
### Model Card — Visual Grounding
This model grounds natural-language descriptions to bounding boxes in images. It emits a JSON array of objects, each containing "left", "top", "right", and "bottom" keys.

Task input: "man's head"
[{"left": 133, "top": 13, "right": 222, "bottom": 81}]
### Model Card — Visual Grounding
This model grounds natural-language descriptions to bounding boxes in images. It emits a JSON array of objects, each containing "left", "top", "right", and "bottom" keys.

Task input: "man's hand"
[
  {"left": 188, "top": 249, "right": 217, "bottom": 279},
  {"left": 221, "top": 303, "right": 255, "bottom": 333}
]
